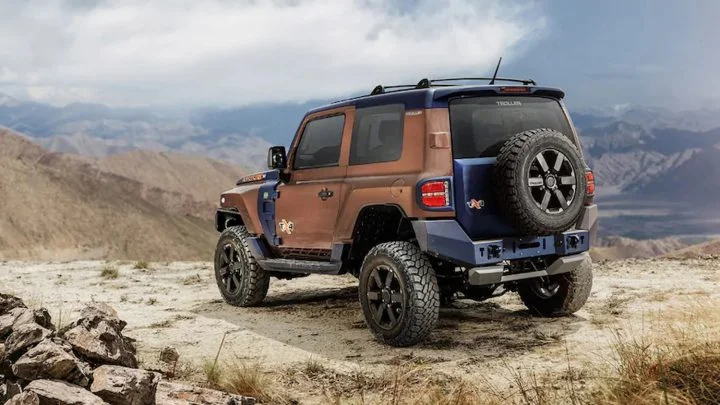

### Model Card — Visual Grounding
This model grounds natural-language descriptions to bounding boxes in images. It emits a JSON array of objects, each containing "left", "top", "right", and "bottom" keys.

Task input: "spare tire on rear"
[{"left": 493, "top": 128, "right": 587, "bottom": 235}]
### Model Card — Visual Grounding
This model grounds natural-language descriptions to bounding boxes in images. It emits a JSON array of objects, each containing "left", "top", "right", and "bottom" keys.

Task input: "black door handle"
[{"left": 318, "top": 188, "right": 334, "bottom": 201}]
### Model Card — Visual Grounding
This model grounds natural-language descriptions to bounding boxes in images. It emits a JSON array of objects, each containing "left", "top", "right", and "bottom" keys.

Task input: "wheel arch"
[
  {"left": 216, "top": 208, "right": 252, "bottom": 233},
  {"left": 345, "top": 204, "right": 415, "bottom": 275}
]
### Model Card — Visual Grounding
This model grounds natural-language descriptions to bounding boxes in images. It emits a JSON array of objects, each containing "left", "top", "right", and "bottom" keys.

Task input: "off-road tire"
[
  {"left": 213, "top": 226, "right": 270, "bottom": 307},
  {"left": 359, "top": 242, "right": 440, "bottom": 347},
  {"left": 494, "top": 128, "right": 587, "bottom": 235},
  {"left": 517, "top": 257, "right": 593, "bottom": 316}
]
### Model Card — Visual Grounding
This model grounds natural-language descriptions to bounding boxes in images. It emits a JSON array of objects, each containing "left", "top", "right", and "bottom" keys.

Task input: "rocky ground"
[{"left": 0, "top": 258, "right": 719, "bottom": 404}]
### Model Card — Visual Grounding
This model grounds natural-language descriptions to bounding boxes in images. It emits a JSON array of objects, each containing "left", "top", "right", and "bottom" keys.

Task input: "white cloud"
[{"left": 0, "top": 0, "right": 545, "bottom": 106}]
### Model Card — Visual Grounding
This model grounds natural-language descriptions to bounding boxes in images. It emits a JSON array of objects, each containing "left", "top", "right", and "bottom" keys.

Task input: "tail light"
[
  {"left": 499, "top": 86, "right": 531, "bottom": 94},
  {"left": 585, "top": 170, "right": 595, "bottom": 195},
  {"left": 419, "top": 179, "right": 451, "bottom": 208}
]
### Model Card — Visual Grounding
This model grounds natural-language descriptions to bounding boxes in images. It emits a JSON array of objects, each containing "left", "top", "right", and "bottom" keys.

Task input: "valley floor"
[{"left": 1, "top": 258, "right": 719, "bottom": 403}]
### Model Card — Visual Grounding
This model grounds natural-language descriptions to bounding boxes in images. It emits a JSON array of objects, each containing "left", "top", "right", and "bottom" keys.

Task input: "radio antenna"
[{"left": 489, "top": 57, "right": 503, "bottom": 85}]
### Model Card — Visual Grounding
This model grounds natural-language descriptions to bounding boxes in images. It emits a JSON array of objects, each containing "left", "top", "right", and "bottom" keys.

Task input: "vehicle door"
[{"left": 274, "top": 108, "right": 352, "bottom": 250}]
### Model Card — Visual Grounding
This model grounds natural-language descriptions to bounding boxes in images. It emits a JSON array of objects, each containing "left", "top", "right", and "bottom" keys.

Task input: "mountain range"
[
  {"left": 0, "top": 92, "right": 284, "bottom": 170},
  {"left": 2, "top": 91, "right": 720, "bottom": 242},
  {"left": 0, "top": 128, "right": 245, "bottom": 260}
]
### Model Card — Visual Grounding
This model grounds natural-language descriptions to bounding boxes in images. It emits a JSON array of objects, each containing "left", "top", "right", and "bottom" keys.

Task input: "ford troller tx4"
[{"left": 214, "top": 76, "right": 598, "bottom": 346}]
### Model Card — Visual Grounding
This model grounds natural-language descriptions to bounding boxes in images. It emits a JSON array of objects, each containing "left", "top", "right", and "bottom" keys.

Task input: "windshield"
[{"left": 449, "top": 96, "right": 574, "bottom": 159}]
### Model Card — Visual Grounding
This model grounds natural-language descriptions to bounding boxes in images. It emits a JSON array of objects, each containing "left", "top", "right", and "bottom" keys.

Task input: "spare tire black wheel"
[{"left": 494, "top": 128, "right": 587, "bottom": 235}]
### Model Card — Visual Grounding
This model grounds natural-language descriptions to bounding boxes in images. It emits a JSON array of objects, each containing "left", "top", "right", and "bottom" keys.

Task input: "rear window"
[
  {"left": 449, "top": 96, "right": 573, "bottom": 159},
  {"left": 350, "top": 104, "right": 404, "bottom": 165}
]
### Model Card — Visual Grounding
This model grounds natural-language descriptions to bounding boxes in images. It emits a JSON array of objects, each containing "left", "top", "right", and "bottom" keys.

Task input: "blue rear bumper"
[{"left": 412, "top": 220, "right": 590, "bottom": 266}]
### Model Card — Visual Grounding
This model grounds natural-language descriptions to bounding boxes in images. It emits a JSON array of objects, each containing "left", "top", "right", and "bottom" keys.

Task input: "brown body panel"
[
  {"left": 274, "top": 106, "right": 354, "bottom": 249},
  {"left": 220, "top": 107, "right": 454, "bottom": 246},
  {"left": 220, "top": 184, "right": 261, "bottom": 235}
]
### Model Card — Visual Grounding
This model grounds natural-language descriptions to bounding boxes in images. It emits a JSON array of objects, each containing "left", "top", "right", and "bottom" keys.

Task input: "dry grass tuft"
[
  {"left": 204, "top": 359, "right": 291, "bottom": 404},
  {"left": 603, "top": 292, "right": 632, "bottom": 315},
  {"left": 203, "top": 359, "right": 222, "bottom": 387},
  {"left": 221, "top": 362, "right": 280, "bottom": 403},
  {"left": 303, "top": 357, "right": 326, "bottom": 377},
  {"left": 133, "top": 260, "right": 150, "bottom": 270},
  {"left": 183, "top": 274, "right": 203, "bottom": 285},
  {"left": 593, "top": 301, "right": 720, "bottom": 405},
  {"left": 100, "top": 266, "right": 119, "bottom": 279}
]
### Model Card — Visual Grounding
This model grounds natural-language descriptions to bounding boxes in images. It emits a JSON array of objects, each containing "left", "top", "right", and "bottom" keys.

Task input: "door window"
[{"left": 293, "top": 114, "right": 345, "bottom": 169}]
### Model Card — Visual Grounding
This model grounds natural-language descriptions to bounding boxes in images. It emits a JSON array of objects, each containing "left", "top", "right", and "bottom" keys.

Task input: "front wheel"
[
  {"left": 213, "top": 226, "right": 270, "bottom": 307},
  {"left": 359, "top": 242, "right": 439, "bottom": 347},
  {"left": 517, "top": 257, "right": 593, "bottom": 316}
]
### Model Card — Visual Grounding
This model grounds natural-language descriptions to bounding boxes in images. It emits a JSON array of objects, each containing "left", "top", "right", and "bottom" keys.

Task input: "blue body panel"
[
  {"left": 453, "top": 158, "right": 519, "bottom": 238},
  {"left": 412, "top": 220, "right": 590, "bottom": 267},
  {"left": 257, "top": 180, "right": 280, "bottom": 245}
]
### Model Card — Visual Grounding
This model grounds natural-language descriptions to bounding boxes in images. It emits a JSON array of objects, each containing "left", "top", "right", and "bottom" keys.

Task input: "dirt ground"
[{"left": 1, "top": 258, "right": 719, "bottom": 403}]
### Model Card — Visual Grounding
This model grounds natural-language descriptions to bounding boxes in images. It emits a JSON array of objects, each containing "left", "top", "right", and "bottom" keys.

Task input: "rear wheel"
[
  {"left": 214, "top": 226, "right": 270, "bottom": 307},
  {"left": 517, "top": 257, "right": 593, "bottom": 316},
  {"left": 359, "top": 242, "right": 439, "bottom": 347}
]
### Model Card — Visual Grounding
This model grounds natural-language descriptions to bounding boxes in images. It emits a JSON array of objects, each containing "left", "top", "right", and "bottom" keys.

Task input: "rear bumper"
[
  {"left": 412, "top": 215, "right": 592, "bottom": 267},
  {"left": 467, "top": 252, "right": 589, "bottom": 286}
]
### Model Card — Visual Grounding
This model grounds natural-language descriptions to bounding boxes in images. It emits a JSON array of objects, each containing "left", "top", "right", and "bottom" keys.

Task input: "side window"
[
  {"left": 293, "top": 114, "right": 345, "bottom": 169},
  {"left": 350, "top": 104, "right": 405, "bottom": 165}
]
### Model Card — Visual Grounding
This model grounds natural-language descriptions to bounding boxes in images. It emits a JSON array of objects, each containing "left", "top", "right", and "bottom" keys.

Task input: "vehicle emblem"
[
  {"left": 466, "top": 199, "right": 485, "bottom": 210},
  {"left": 496, "top": 100, "right": 522, "bottom": 106},
  {"left": 279, "top": 219, "right": 295, "bottom": 234}
]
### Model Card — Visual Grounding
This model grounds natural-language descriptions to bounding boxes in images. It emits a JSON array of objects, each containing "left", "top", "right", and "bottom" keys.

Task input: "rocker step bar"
[{"left": 257, "top": 258, "right": 342, "bottom": 275}]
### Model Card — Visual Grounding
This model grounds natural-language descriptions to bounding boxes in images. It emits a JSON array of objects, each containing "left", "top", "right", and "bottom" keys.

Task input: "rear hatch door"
[{"left": 450, "top": 96, "right": 576, "bottom": 239}]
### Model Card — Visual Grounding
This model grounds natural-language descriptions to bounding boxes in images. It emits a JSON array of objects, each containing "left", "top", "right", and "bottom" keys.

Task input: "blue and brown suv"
[{"left": 214, "top": 76, "right": 598, "bottom": 347}]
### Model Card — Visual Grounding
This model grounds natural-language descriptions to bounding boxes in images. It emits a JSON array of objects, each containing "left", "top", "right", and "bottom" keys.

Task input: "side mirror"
[{"left": 267, "top": 146, "right": 287, "bottom": 170}]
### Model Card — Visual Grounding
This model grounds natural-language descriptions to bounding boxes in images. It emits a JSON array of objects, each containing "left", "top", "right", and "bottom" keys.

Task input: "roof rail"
[
  {"left": 427, "top": 77, "right": 536, "bottom": 86},
  {"left": 331, "top": 73, "right": 538, "bottom": 103},
  {"left": 368, "top": 76, "right": 536, "bottom": 96}
]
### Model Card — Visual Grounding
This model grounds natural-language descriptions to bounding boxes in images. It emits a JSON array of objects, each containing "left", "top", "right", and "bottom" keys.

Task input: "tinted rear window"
[
  {"left": 449, "top": 96, "right": 573, "bottom": 159},
  {"left": 350, "top": 104, "right": 404, "bottom": 165}
]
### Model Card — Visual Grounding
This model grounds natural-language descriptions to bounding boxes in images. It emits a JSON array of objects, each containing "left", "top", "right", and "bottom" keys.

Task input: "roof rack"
[
  {"left": 367, "top": 76, "right": 536, "bottom": 96},
  {"left": 333, "top": 58, "right": 537, "bottom": 102}
]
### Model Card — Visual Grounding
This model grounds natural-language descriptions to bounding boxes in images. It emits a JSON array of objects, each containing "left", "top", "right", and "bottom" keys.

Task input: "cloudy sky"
[{"left": 0, "top": 0, "right": 718, "bottom": 110}]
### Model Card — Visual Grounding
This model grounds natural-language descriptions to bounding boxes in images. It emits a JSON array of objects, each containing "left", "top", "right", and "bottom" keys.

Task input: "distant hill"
[
  {"left": 575, "top": 108, "right": 720, "bottom": 209},
  {"left": 591, "top": 236, "right": 687, "bottom": 262},
  {"left": 0, "top": 93, "right": 272, "bottom": 170},
  {"left": 663, "top": 239, "right": 720, "bottom": 258},
  {"left": 0, "top": 128, "right": 245, "bottom": 260}
]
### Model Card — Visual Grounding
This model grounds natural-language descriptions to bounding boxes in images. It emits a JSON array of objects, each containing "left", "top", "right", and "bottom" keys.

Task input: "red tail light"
[
  {"left": 499, "top": 86, "right": 531, "bottom": 94},
  {"left": 585, "top": 170, "right": 595, "bottom": 195},
  {"left": 420, "top": 180, "right": 451, "bottom": 208}
]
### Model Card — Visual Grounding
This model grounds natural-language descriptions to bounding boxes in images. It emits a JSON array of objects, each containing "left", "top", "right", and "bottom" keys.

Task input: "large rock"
[
  {"left": 0, "top": 294, "right": 26, "bottom": 315},
  {"left": 12, "top": 340, "right": 88, "bottom": 386},
  {"left": 0, "top": 308, "right": 26, "bottom": 339},
  {"left": 25, "top": 380, "right": 107, "bottom": 405},
  {"left": 60, "top": 304, "right": 136, "bottom": 368},
  {"left": 4, "top": 324, "right": 53, "bottom": 359},
  {"left": 3, "top": 381, "right": 24, "bottom": 401},
  {"left": 90, "top": 365, "right": 159, "bottom": 405},
  {"left": 12, "top": 308, "right": 54, "bottom": 331},
  {"left": 155, "top": 381, "right": 255, "bottom": 405},
  {"left": 5, "top": 391, "right": 40, "bottom": 405}
]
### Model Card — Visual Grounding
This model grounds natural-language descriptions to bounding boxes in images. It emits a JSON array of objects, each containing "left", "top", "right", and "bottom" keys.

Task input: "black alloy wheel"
[
  {"left": 365, "top": 264, "right": 407, "bottom": 330},
  {"left": 213, "top": 226, "right": 270, "bottom": 307},
  {"left": 528, "top": 148, "right": 577, "bottom": 214},
  {"left": 217, "top": 242, "right": 243, "bottom": 296}
]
